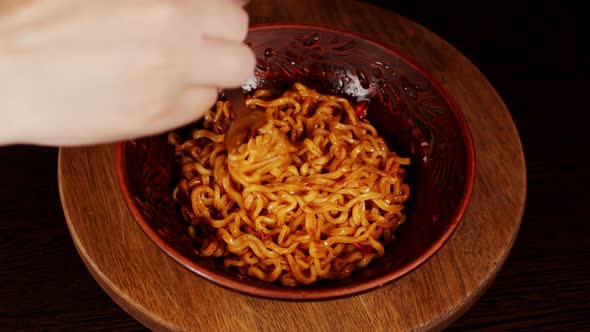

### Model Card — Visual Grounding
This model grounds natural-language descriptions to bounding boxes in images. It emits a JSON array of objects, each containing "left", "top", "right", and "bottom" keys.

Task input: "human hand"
[{"left": 0, "top": 0, "right": 255, "bottom": 146}]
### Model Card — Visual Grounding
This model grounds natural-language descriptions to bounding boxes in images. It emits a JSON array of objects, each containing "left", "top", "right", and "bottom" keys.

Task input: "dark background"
[
  {"left": 368, "top": 1, "right": 587, "bottom": 329},
  {"left": 1, "top": 1, "right": 586, "bottom": 331}
]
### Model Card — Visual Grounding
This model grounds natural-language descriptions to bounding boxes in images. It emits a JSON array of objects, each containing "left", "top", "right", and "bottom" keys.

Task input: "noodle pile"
[{"left": 168, "top": 83, "right": 410, "bottom": 286}]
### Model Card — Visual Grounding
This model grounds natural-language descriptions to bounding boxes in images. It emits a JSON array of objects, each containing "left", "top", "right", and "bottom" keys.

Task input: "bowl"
[{"left": 116, "top": 24, "right": 475, "bottom": 300}]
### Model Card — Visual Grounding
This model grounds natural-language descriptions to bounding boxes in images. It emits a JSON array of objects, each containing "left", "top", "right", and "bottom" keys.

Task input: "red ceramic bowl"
[{"left": 116, "top": 24, "right": 475, "bottom": 300}]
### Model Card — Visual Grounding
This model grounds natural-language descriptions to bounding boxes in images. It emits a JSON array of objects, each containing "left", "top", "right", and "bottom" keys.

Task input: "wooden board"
[{"left": 58, "top": 0, "right": 526, "bottom": 331}]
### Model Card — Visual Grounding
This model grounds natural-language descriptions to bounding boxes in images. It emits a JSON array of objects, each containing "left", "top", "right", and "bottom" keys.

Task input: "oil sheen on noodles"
[{"left": 168, "top": 83, "right": 410, "bottom": 286}]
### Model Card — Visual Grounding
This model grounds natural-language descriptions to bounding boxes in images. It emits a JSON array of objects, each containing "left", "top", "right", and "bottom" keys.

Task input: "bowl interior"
[{"left": 117, "top": 24, "right": 475, "bottom": 300}]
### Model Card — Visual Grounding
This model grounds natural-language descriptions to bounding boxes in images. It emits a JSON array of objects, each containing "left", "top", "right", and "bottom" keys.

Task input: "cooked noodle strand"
[{"left": 169, "top": 83, "right": 410, "bottom": 286}]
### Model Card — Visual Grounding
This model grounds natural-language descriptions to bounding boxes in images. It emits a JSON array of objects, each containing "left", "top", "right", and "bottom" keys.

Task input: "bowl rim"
[{"left": 116, "top": 22, "right": 476, "bottom": 301}]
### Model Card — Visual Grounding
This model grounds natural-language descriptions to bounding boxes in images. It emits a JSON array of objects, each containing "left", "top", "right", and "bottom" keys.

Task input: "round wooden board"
[{"left": 58, "top": 1, "right": 526, "bottom": 331}]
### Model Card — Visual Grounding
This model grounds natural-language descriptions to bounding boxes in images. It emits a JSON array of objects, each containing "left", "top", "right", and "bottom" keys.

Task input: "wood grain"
[{"left": 54, "top": 1, "right": 526, "bottom": 331}]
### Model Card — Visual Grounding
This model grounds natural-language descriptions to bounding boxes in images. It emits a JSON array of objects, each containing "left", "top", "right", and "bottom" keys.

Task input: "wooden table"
[{"left": 1, "top": 1, "right": 586, "bottom": 331}]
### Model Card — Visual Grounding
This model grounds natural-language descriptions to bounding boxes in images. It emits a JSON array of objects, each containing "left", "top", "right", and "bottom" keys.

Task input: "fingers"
[
  {"left": 173, "top": 1, "right": 254, "bottom": 87},
  {"left": 231, "top": 0, "right": 250, "bottom": 6},
  {"left": 188, "top": 0, "right": 250, "bottom": 43},
  {"left": 184, "top": 38, "right": 256, "bottom": 88},
  {"left": 38, "top": 87, "right": 219, "bottom": 146},
  {"left": 143, "top": 86, "right": 219, "bottom": 135}
]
